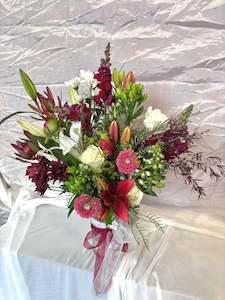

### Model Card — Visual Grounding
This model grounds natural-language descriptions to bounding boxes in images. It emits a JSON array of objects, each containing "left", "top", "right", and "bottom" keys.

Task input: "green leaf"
[
  {"left": 104, "top": 207, "right": 114, "bottom": 225},
  {"left": 147, "top": 190, "right": 157, "bottom": 197},
  {"left": 113, "top": 68, "right": 120, "bottom": 88},
  {"left": 37, "top": 137, "right": 79, "bottom": 165},
  {"left": 119, "top": 70, "right": 125, "bottom": 82},
  {"left": 67, "top": 195, "right": 76, "bottom": 218},
  {"left": 67, "top": 204, "right": 75, "bottom": 218},
  {"left": 0, "top": 111, "right": 35, "bottom": 126},
  {"left": 20, "top": 69, "right": 37, "bottom": 101},
  {"left": 179, "top": 104, "right": 193, "bottom": 125},
  {"left": 132, "top": 106, "right": 144, "bottom": 120}
]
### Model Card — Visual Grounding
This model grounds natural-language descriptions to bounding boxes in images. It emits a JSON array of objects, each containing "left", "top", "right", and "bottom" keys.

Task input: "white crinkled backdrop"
[
  {"left": 0, "top": 2, "right": 225, "bottom": 300},
  {"left": 0, "top": 0, "right": 225, "bottom": 211}
]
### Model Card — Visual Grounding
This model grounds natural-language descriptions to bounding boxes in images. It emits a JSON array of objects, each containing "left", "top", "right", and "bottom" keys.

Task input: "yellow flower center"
[
  {"left": 84, "top": 203, "right": 91, "bottom": 210},
  {"left": 124, "top": 158, "right": 131, "bottom": 165}
]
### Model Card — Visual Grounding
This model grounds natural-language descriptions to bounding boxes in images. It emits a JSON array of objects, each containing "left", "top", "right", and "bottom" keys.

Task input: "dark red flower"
[
  {"left": 64, "top": 102, "right": 92, "bottom": 133},
  {"left": 145, "top": 135, "right": 159, "bottom": 146},
  {"left": 93, "top": 64, "right": 113, "bottom": 106},
  {"left": 26, "top": 157, "right": 49, "bottom": 195},
  {"left": 99, "top": 139, "right": 115, "bottom": 157},
  {"left": 80, "top": 103, "right": 92, "bottom": 133},
  {"left": 12, "top": 141, "right": 35, "bottom": 159},
  {"left": 100, "top": 179, "right": 135, "bottom": 222},
  {"left": 64, "top": 103, "right": 80, "bottom": 121},
  {"left": 37, "top": 87, "right": 56, "bottom": 119},
  {"left": 48, "top": 160, "right": 68, "bottom": 182},
  {"left": 12, "top": 131, "right": 39, "bottom": 159},
  {"left": 145, "top": 127, "right": 189, "bottom": 161},
  {"left": 165, "top": 140, "right": 188, "bottom": 161}
]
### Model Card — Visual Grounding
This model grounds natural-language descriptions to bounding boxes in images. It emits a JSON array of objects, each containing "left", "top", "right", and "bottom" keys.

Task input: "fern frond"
[{"left": 129, "top": 207, "right": 166, "bottom": 250}]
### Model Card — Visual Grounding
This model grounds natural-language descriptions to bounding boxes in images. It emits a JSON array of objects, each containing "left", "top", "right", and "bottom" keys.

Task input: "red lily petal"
[
  {"left": 100, "top": 190, "right": 112, "bottom": 206},
  {"left": 113, "top": 196, "right": 129, "bottom": 222},
  {"left": 116, "top": 179, "right": 135, "bottom": 196}
]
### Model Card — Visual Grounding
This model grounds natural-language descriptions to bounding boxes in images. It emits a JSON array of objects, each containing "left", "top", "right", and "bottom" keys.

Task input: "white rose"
[
  {"left": 143, "top": 107, "right": 167, "bottom": 130},
  {"left": 80, "top": 145, "right": 104, "bottom": 168},
  {"left": 128, "top": 184, "right": 144, "bottom": 207}
]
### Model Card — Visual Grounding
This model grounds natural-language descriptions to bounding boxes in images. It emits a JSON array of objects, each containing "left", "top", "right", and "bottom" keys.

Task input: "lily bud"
[
  {"left": 109, "top": 120, "right": 119, "bottom": 144},
  {"left": 99, "top": 139, "right": 115, "bottom": 157},
  {"left": 122, "top": 71, "right": 135, "bottom": 90},
  {"left": 18, "top": 119, "right": 46, "bottom": 137},
  {"left": 45, "top": 117, "right": 58, "bottom": 133},
  {"left": 121, "top": 127, "right": 131, "bottom": 145},
  {"left": 12, "top": 141, "right": 35, "bottom": 159}
]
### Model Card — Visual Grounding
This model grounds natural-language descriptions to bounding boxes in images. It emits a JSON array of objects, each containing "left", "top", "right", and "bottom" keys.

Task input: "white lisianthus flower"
[
  {"left": 143, "top": 107, "right": 167, "bottom": 130},
  {"left": 80, "top": 70, "right": 98, "bottom": 89},
  {"left": 69, "top": 121, "right": 81, "bottom": 145},
  {"left": 80, "top": 145, "right": 104, "bottom": 168},
  {"left": 59, "top": 132, "right": 75, "bottom": 155},
  {"left": 65, "top": 77, "right": 80, "bottom": 89},
  {"left": 128, "top": 184, "right": 144, "bottom": 207},
  {"left": 58, "top": 122, "right": 81, "bottom": 157},
  {"left": 91, "top": 87, "right": 100, "bottom": 97}
]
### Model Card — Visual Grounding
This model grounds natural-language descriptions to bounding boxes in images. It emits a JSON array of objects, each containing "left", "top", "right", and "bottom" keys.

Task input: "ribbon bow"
[{"left": 83, "top": 223, "right": 128, "bottom": 294}]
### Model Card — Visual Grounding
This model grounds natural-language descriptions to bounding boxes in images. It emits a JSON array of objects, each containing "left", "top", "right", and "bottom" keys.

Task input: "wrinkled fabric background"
[
  {"left": 0, "top": 0, "right": 225, "bottom": 209},
  {"left": 0, "top": 1, "right": 225, "bottom": 300}
]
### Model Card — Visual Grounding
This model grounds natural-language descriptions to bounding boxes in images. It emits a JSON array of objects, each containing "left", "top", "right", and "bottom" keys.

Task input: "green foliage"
[
  {"left": 104, "top": 207, "right": 114, "bottom": 225},
  {"left": 0, "top": 111, "right": 35, "bottom": 126},
  {"left": 115, "top": 83, "right": 147, "bottom": 124},
  {"left": 178, "top": 104, "right": 193, "bottom": 126},
  {"left": 113, "top": 68, "right": 125, "bottom": 88},
  {"left": 102, "top": 160, "right": 120, "bottom": 181},
  {"left": 135, "top": 144, "right": 166, "bottom": 196},
  {"left": 20, "top": 69, "right": 37, "bottom": 101},
  {"left": 129, "top": 207, "right": 165, "bottom": 250},
  {"left": 64, "top": 164, "right": 97, "bottom": 197},
  {"left": 67, "top": 195, "right": 76, "bottom": 218},
  {"left": 37, "top": 137, "right": 79, "bottom": 165}
]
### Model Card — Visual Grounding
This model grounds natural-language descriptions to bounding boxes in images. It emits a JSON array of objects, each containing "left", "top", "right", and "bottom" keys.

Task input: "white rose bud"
[
  {"left": 80, "top": 145, "right": 104, "bottom": 168},
  {"left": 143, "top": 106, "right": 167, "bottom": 130},
  {"left": 128, "top": 184, "right": 144, "bottom": 207}
]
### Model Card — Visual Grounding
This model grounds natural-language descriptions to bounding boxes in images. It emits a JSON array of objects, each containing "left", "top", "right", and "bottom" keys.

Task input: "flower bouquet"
[{"left": 1, "top": 43, "right": 224, "bottom": 294}]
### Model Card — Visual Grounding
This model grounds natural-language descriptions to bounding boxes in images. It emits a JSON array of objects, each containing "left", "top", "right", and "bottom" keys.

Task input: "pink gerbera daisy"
[
  {"left": 116, "top": 149, "right": 140, "bottom": 174},
  {"left": 74, "top": 194, "right": 101, "bottom": 218}
]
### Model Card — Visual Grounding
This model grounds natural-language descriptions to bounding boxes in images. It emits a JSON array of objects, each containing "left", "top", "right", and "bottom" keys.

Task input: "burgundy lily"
[
  {"left": 37, "top": 87, "right": 55, "bottom": 119},
  {"left": 12, "top": 131, "right": 39, "bottom": 159},
  {"left": 100, "top": 179, "right": 135, "bottom": 222}
]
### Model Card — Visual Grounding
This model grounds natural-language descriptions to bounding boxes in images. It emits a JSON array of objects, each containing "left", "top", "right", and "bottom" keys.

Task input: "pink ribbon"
[{"left": 83, "top": 224, "right": 128, "bottom": 294}]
